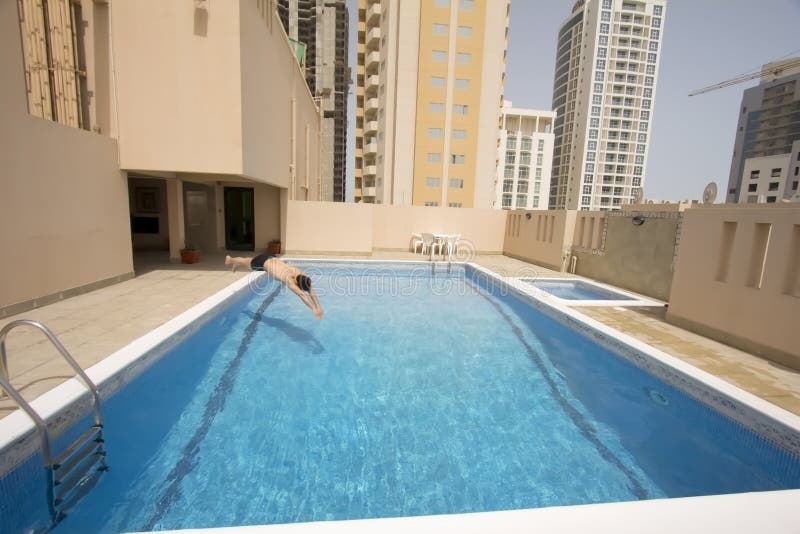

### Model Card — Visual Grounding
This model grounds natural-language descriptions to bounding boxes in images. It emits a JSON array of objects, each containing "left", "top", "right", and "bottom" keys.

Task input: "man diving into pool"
[{"left": 225, "top": 252, "right": 324, "bottom": 320}]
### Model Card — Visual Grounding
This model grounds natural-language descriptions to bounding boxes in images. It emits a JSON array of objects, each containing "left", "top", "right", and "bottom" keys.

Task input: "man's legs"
[{"left": 225, "top": 255, "right": 253, "bottom": 272}]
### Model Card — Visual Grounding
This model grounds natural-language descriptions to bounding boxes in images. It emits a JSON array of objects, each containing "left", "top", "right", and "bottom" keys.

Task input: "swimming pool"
[{"left": 1, "top": 262, "right": 798, "bottom": 533}]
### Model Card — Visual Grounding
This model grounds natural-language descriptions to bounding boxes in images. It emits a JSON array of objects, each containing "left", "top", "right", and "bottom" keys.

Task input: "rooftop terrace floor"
[{"left": 1, "top": 251, "right": 798, "bottom": 419}]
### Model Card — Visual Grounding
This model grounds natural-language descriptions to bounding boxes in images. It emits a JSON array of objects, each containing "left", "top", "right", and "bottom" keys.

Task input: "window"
[
  {"left": 457, "top": 26, "right": 472, "bottom": 37},
  {"left": 454, "top": 104, "right": 469, "bottom": 115},
  {"left": 587, "top": 152, "right": 596, "bottom": 161},
  {"left": 646, "top": 65, "right": 656, "bottom": 75},
  {"left": 18, "top": 0, "right": 88, "bottom": 129},
  {"left": 603, "top": 0, "right": 612, "bottom": 8},
  {"left": 766, "top": 196, "right": 777, "bottom": 203},
  {"left": 455, "top": 78, "right": 470, "bottom": 89},
  {"left": 647, "top": 53, "right": 657, "bottom": 64},
  {"left": 598, "top": 47, "right": 607, "bottom": 58},
  {"left": 433, "top": 23, "right": 448, "bottom": 35},
  {"left": 516, "top": 195, "right": 528, "bottom": 208},
  {"left": 599, "top": 35, "right": 609, "bottom": 46},
  {"left": 591, "top": 106, "right": 601, "bottom": 116},
  {"left": 590, "top": 118, "right": 600, "bottom": 128},
  {"left": 652, "top": 17, "right": 661, "bottom": 28},
  {"left": 750, "top": 170, "right": 760, "bottom": 179},
  {"left": 504, "top": 165, "right": 514, "bottom": 178},
  {"left": 586, "top": 163, "right": 595, "bottom": 172},
  {"left": 431, "top": 76, "right": 446, "bottom": 88},
  {"left": 642, "top": 99, "right": 652, "bottom": 109},
  {"left": 583, "top": 185, "right": 592, "bottom": 195},
  {"left": 654, "top": 5, "right": 663, "bottom": 15},
  {"left": 460, "top": 0, "right": 474, "bottom": 10},
  {"left": 502, "top": 194, "right": 512, "bottom": 208},
  {"left": 584, "top": 174, "right": 593, "bottom": 183},
  {"left": 453, "top": 129, "right": 467, "bottom": 140},
  {"left": 792, "top": 181, "right": 798, "bottom": 190},
  {"left": 600, "top": 23, "right": 610, "bottom": 34},
  {"left": 650, "top": 29, "right": 660, "bottom": 39},
  {"left": 645, "top": 76, "right": 654, "bottom": 87},
  {"left": 748, "top": 183, "right": 758, "bottom": 192},
  {"left": 634, "top": 166, "right": 643, "bottom": 176},
  {"left": 639, "top": 122, "right": 649, "bottom": 132},
  {"left": 430, "top": 102, "right": 444, "bottom": 113},
  {"left": 424, "top": 201, "right": 440, "bottom": 207},
  {"left": 643, "top": 88, "right": 653, "bottom": 98},
  {"left": 589, "top": 129, "right": 598, "bottom": 139},
  {"left": 595, "top": 71, "right": 605, "bottom": 82},
  {"left": 505, "top": 152, "right": 516, "bottom": 164},
  {"left": 638, "top": 133, "right": 647, "bottom": 143},
  {"left": 582, "top": 196, "right": 592, "bottom": 205},
  {"left": 538, "top": 139, "right": 545, "bottom": 151},
  {"left": 594, "top": 83, "right": 604, "bottom": 93},
  {"left": 503, "top": 179, "right": 513, "bottom": 192},
  {"left": 592, "top": 95, "right": 602, "bottom": 105},
  {"left": 448, "top": 202, "right": 463, "bottom": 208},
  {"left": 518, "top": 166, "right": 530, "bottom": 179},
  {"left": 588, "top": 141, "right": 597, "bottom": 151},
  {"left": 426, "top": 177, "right": 441, "bottom": 187},
  {"left": 428, "top": 128, "right": 443, "bottom": 138},
  {"left": 601, "top": 11, "right": 611, "bottom": 21},
  {"left": 520, "top": 152, "right": 531, "bottom": 165},
  {"left": 517, "top": 181, "right": 529, "bottom": 194},
  {"left": 432, "top": 50, "right": 447, "bottom": 62},
  {"left": 507, "top": 136, "right": 517, "bottom": 149},
  {"left": 649, "top": 41, "right": 659, "bottom": 51},
  {"left": 456, "top": 52, "right": 472, "bottom": 64},
  {"left": 451, "top": 154, "right": 466, "bottom": 164},
  {"left": 449, "top": 178, "right": 464, "bottom": 189},
  {"left": 427, "top": 152, "right": 441, "bottom": 163},
  {"left": 768, "top": 182, "right": 780, "bottom": 191},
  {"left": 771, "top": 168, "right": 782, "bottom": 177},
  {"left": 521, "top": 138, "right": 533, "bottom": 151},
  {"left": 637, "top": 144, "right": 646, "bottom": 154}
]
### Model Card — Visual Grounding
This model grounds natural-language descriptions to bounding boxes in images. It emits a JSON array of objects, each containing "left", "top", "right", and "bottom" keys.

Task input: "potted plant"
[
  {"left": 267, "top": 239, "right": 281, "bottom": 255},
  {"left": 180, "top": 244, "right": 200, "bottom": 264}
]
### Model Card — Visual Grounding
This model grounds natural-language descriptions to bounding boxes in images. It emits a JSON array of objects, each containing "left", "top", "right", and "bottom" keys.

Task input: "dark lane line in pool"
[
  {"left": 141, "top": 286, "right": 281, "bottom": 530},
  {"left": 466, "top": 279, "right": 650, "bottom": 500}
]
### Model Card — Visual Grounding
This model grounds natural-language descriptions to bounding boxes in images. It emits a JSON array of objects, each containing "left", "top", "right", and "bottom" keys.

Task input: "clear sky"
[{"left": 346, "top": 0, "right": 800, "bottom": 203}]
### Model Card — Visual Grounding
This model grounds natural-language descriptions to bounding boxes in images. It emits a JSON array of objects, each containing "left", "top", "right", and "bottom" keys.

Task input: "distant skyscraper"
[
  {"left": 354, "top": 0, "right": 508, "bottom": 207},
  {"left": 495, "top": 102, "right": 555, "bottom": 210},
  {"left": 278, "top": 0, "right": 349, "bottom": 202},
  {"left": 549, "top": 0, "right": 666, "bottom": 211},
  {"left": 726, "top": 58, "right": 800, "bottom": 204}
]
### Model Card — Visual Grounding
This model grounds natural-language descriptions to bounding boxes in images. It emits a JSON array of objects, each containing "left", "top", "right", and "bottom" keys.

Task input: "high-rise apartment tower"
[
  {"left": 354, "top": 0, "right": 509, "bottom": 207},
  {"left": 278, "top": 0, "right": 349, "bottom": 202},
  {"left": 495, "top": 102, "right": 555, "bottom": 210},
  {"left": 549, "top": 0, "right": 666, "bottom": 211},
  {"left": 726, "top": 58, "right": 800, "bottom": 203}
]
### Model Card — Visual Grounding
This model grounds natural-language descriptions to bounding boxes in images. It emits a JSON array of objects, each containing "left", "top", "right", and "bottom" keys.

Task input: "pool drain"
[{"left": 646, "top": 388, "right": 669, "bottom": 406}]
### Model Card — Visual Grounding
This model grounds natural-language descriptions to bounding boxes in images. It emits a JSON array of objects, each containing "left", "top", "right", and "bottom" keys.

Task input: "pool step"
[{"left": 51, "top": 424, "right": 108, "bottom": 520}]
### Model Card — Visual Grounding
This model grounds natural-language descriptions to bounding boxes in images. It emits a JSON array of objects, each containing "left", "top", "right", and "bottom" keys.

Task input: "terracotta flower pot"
[{"left": 180, "top": 249, "right": 200, "bottom": 264}]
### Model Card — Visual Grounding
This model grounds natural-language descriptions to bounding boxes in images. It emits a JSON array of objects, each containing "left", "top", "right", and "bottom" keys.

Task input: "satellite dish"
[
  {"left": 632, "top": 187, "right": 643, "bottom": 204},
  {"left": 702, "top": 182, "right": 718, "bottom": 204}
]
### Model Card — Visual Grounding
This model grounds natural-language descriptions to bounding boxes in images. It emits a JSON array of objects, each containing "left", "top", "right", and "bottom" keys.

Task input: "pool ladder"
[{"left": 0, "top": 320, "right": 108, "bottom": 526}]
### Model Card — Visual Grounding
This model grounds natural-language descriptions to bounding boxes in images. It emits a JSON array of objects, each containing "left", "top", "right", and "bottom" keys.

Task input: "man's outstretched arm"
[{"left": 289, "top": 285, "right": 323, "bottom": 320}]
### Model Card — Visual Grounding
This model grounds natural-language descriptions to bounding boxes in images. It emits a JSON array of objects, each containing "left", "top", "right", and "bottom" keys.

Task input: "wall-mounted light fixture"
[
  {"left": 525, "top": 213, "right": 532, "bottom": 220},
  {"left": 632, "top": 215, "right": 645, "bottom": 226}
]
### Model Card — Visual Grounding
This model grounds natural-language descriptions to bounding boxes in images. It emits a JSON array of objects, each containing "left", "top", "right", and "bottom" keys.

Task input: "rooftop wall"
[{"left": 667, "top": 204, "right": 800, "bottom": 369}]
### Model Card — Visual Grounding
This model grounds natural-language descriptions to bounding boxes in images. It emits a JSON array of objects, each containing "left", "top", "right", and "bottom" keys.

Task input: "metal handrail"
[{"left": 0, "top": 320, "right": 104, "bottom": 467}]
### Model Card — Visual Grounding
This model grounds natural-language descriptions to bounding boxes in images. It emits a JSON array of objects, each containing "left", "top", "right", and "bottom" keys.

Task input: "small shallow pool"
[{"left": 521, "top": 279, "right": 639, "bottom": 301}]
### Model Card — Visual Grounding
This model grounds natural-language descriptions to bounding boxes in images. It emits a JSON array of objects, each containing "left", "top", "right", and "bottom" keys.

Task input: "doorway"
[{"left": 224, "top": 187, "right": 255, "bottom": 251}]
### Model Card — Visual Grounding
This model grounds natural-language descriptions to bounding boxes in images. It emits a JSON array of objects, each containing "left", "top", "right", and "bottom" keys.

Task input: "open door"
[{"left": 224, "top": 187, "right": 255, "bottom": 251}]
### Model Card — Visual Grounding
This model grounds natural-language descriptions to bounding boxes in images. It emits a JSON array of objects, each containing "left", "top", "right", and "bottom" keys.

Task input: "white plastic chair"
[
  {"left": 444, "top": 234, "right": 461, "bottom": 261},
  {"left": 412, "top": 233, "right": 424, "bottom": 254},
  {"left": 421, "top": 233, "right": 441, "bottom": 257}
]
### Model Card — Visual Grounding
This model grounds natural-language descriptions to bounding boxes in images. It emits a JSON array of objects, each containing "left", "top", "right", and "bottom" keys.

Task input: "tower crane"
[{"left": 688, "top": 56, "right": 800, "bottom": 96}]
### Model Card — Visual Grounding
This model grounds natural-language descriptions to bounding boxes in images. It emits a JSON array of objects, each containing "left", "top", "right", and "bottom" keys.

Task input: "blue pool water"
[
  {"left": 523, "top": 279, "right": 636, "bottom": 301},
  {"left": 2, "top": 263, "right": 799, "bottom": 533}
]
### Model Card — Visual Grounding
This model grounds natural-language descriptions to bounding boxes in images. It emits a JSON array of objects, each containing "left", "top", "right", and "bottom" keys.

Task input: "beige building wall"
[
  {"left": 283, "top": 202, "right": 506, "bottom": 254},
  {"left": 0, "top": 1, "right": 133, "bottom": 314},
  {"left": 502, "top": 210, "right": 578, "bottom": 271},
  {"left": 667, "top": 204, "right": 800, "bottom": 369},
  {"left": 112, "top": 0, "right": 320, "bottom": 200}
]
